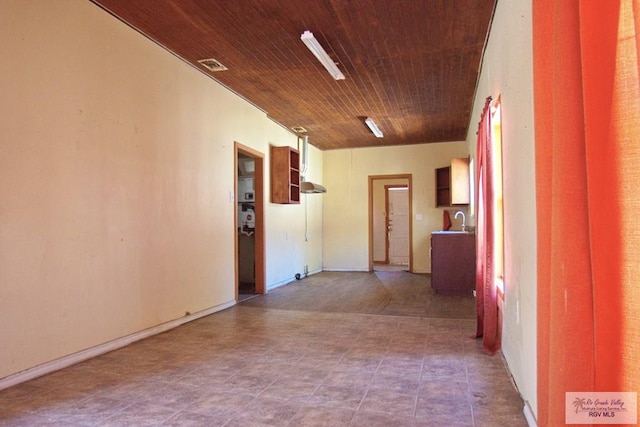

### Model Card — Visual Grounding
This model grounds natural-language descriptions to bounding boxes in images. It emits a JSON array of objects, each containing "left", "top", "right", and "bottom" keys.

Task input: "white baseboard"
[
  {"left": 0, "top": 300, "right": 236, "bottom": 391},
  {"left": 523, "top": 400, "right": 537, "bottom": 427},
  {"left": 267, "top": 278, "right": 295, "bottom": 291},
  {"left": 322, "top": 268, "right": 370, "bottom": 272},
  {"left": 266, "top": 268, "right": 323, "bottom": 291}
]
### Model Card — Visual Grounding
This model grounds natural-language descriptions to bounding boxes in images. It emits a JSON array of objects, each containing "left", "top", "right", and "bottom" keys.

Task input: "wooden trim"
[
  {"left": 234, "top": 142, "right": 265, "bottom": 296},
  {"left": 384, "top": 186, "right": 390, "bottom": 265},
  {"left": 368, "top": 174, "right": 413, "bottom": 272},
  {"left": 368, "top": 178, "right": 373, "bottom": 271}
]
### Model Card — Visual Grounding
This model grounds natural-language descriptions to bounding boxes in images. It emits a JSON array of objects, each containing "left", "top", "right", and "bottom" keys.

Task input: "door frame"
[
  {"left": 368, "top": 174, "right": 413, "bottom": 272},
  {"left": 234, "top": 142, "right": 265, "bottom": 299},
  {"left": 385, "top": 184, "right": 409, "bottom": 264}
]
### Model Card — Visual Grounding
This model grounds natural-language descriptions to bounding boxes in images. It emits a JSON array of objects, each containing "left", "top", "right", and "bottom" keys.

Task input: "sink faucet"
[{"left": 454, "top": 210, "right": 466, "bottom": 232}]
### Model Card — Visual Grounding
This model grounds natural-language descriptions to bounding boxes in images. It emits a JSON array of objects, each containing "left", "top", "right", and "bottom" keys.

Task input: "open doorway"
[
  {"left": 235, "top": 142, "right": 265, "bottom": 301},
  {"left": 368, "top": 174, "right": 413, "bottom": 272},
  {"left": 386, "top": 185, "right": 410, "bottom": 266}
]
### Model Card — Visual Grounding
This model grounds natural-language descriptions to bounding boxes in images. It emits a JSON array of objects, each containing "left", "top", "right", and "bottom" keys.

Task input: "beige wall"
[
  {"left": 466, "top": 0, "right": 537, "bottom": 419},
  {"left": 322, "top": 142, "right": 469, "bottom": 272},
  {"left": 0, "top": 0, "right": 322, "bottom": 379},
  {"left": 267, "top": 141, "right": 324, "bottom": 286}
]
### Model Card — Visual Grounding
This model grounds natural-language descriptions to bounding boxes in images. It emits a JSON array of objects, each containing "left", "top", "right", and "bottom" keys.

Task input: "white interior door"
[{"left": 388, "top": 188, "right": 409, "bottom": 265}]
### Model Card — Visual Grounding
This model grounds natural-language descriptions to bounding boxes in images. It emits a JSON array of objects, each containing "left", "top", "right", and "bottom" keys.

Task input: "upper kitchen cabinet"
[
  {"left": 270, "top": 145, "right": 300, "bottom": 204},
  {"left": 435, "top": 157, "right": 470, "bottom": 207}
]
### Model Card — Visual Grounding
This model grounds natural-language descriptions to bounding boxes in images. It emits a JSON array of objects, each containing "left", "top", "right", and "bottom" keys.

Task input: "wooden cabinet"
[
  {"left": 270, "top": 145, "right": 300, "bottom": 204},
  {"left": 431, "top": 232, "right": 475, "bottom": 295},
  {"left": 435, "top": 157, "right": 470, "bottom": 207}
]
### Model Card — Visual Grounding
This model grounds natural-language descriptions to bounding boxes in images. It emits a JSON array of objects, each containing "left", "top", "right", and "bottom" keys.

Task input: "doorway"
[
  {"left": 386, "top": 186, "right": 410, "bottom": 266},
  {"left": 368, "top": 174, "right": 413, "bottom": 272},
  {"left": 235, "top": 142, "right": 265, "bottom": 301}
]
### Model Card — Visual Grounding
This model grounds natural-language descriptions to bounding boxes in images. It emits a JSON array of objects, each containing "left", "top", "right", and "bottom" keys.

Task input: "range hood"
[
  {"left": 299, "top": 135, "right": 327, "bottom": 194},
  {"left": 301, "top": 181, "right": 326, "bottom": 194}
]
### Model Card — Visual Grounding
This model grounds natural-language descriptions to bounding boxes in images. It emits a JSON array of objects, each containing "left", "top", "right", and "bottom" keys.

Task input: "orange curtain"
[
  {"left": 475, "top": 97, "right": 500, "bottom": 354},
  {"left": 534, "top": 1, "right": 640, "bottom": 425}
]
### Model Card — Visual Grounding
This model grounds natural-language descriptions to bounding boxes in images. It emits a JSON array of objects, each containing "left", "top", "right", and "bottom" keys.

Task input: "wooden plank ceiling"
[{"left": 91, "top": 0, "right": 496, "bottom": 150}]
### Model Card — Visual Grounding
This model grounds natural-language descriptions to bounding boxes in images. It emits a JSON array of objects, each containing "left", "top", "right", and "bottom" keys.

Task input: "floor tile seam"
[
  {"left": 452, "top": 363, "right": 478, "bottom": 427},
  {"left": 251, "top": 375, "right": 298, "bottom": 403},
  {"left": 306, "top": 357, "right": 379, "bottom": 413},
  {"left": 353, "top": 386, "right": 370, "bottom": 416},
  {"left": 92, "top": 399, "right": 141, "bottom": 425},
  {"left": 469, "top": 397, "right": 479, "bottom": 427},
  {"left": 238, "top": 304, "right": 472, "bottom": 323},
  {"left": 222, "top": 373, "right": 280, "bottom": 394},
  {"left": 278, "top": 384, "right": 326, "bottom": 427},
  {"left": 412, "top": 348, "right": 429, "bottom": 418},
  {"left": 354, "top": 402, "right": 418, "bottom": 421},
  {"left": 91, "top": 387, "right": 154, "bottom": 406},
  {"left": 177, "top": 395, "right": 223, "bottom": 421},
  {"left": 154, "top": 407, "right": 196, "bottom": 426},
  {"left": 347, "top": 356, "right": 384, "bottom": 416}
]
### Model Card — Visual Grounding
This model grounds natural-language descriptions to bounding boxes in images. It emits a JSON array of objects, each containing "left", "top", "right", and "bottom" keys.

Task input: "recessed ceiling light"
[{"left": 197, "top": 58, "right": 228, "bottom": 72}]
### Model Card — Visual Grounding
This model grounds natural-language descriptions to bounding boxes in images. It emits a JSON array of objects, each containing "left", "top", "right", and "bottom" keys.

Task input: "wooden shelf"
[
  {"left": 270, "top": 146, "right": 300, "bottom": 204},
  {"left": 435, "top": 157, "right": 470, "bottom": 207}
]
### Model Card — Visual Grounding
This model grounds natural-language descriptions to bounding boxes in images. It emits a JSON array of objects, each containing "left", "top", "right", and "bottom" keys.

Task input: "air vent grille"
[{"left": 197, "top": 58, "right": 228, "bottom": 72}]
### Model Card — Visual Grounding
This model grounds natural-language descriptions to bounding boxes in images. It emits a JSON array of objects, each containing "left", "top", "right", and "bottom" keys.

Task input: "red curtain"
[
  {"left": 475, "top": 96, "right": 500, "bottom": 355},
  {"left": 534, "top": 1, "right": 640, "bottom": 425}
]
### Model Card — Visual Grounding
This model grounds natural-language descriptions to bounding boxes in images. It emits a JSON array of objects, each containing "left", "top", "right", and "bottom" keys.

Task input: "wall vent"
[{"left": 197, "top": 58, "right": 228, "bottom": 72}]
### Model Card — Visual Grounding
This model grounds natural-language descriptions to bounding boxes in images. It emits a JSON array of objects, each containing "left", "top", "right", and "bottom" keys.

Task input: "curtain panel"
[
  {"left": 533, "top": 1, "right": 640, "bottom": 425},
  {"left": 475, "top": 96, "right": 501, "bottom": 355}
]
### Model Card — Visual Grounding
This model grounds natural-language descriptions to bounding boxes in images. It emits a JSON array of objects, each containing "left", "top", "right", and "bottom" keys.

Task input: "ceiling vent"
[
  {"left": 291, "top": 126, "right": 308, "bottom": 134},
  {"left": 197, "top": 58, "right": 228, "bottom": 72}
]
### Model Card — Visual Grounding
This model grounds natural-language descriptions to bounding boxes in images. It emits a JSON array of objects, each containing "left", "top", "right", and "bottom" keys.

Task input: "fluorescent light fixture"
[
  {"left": 300, "top": 30, "right": 345, "bottom": 80},
  {"left": 365, "top": 117, "right": 384, "bottom": 138}
]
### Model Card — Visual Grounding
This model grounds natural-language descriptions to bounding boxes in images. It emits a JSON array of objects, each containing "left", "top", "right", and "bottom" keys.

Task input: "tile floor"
[
  {"left": 0, "top": 272, "right": 527, "bottom": 426},
  {"left": 241, "top": 270, "right": 476, "bottom": 320}
]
